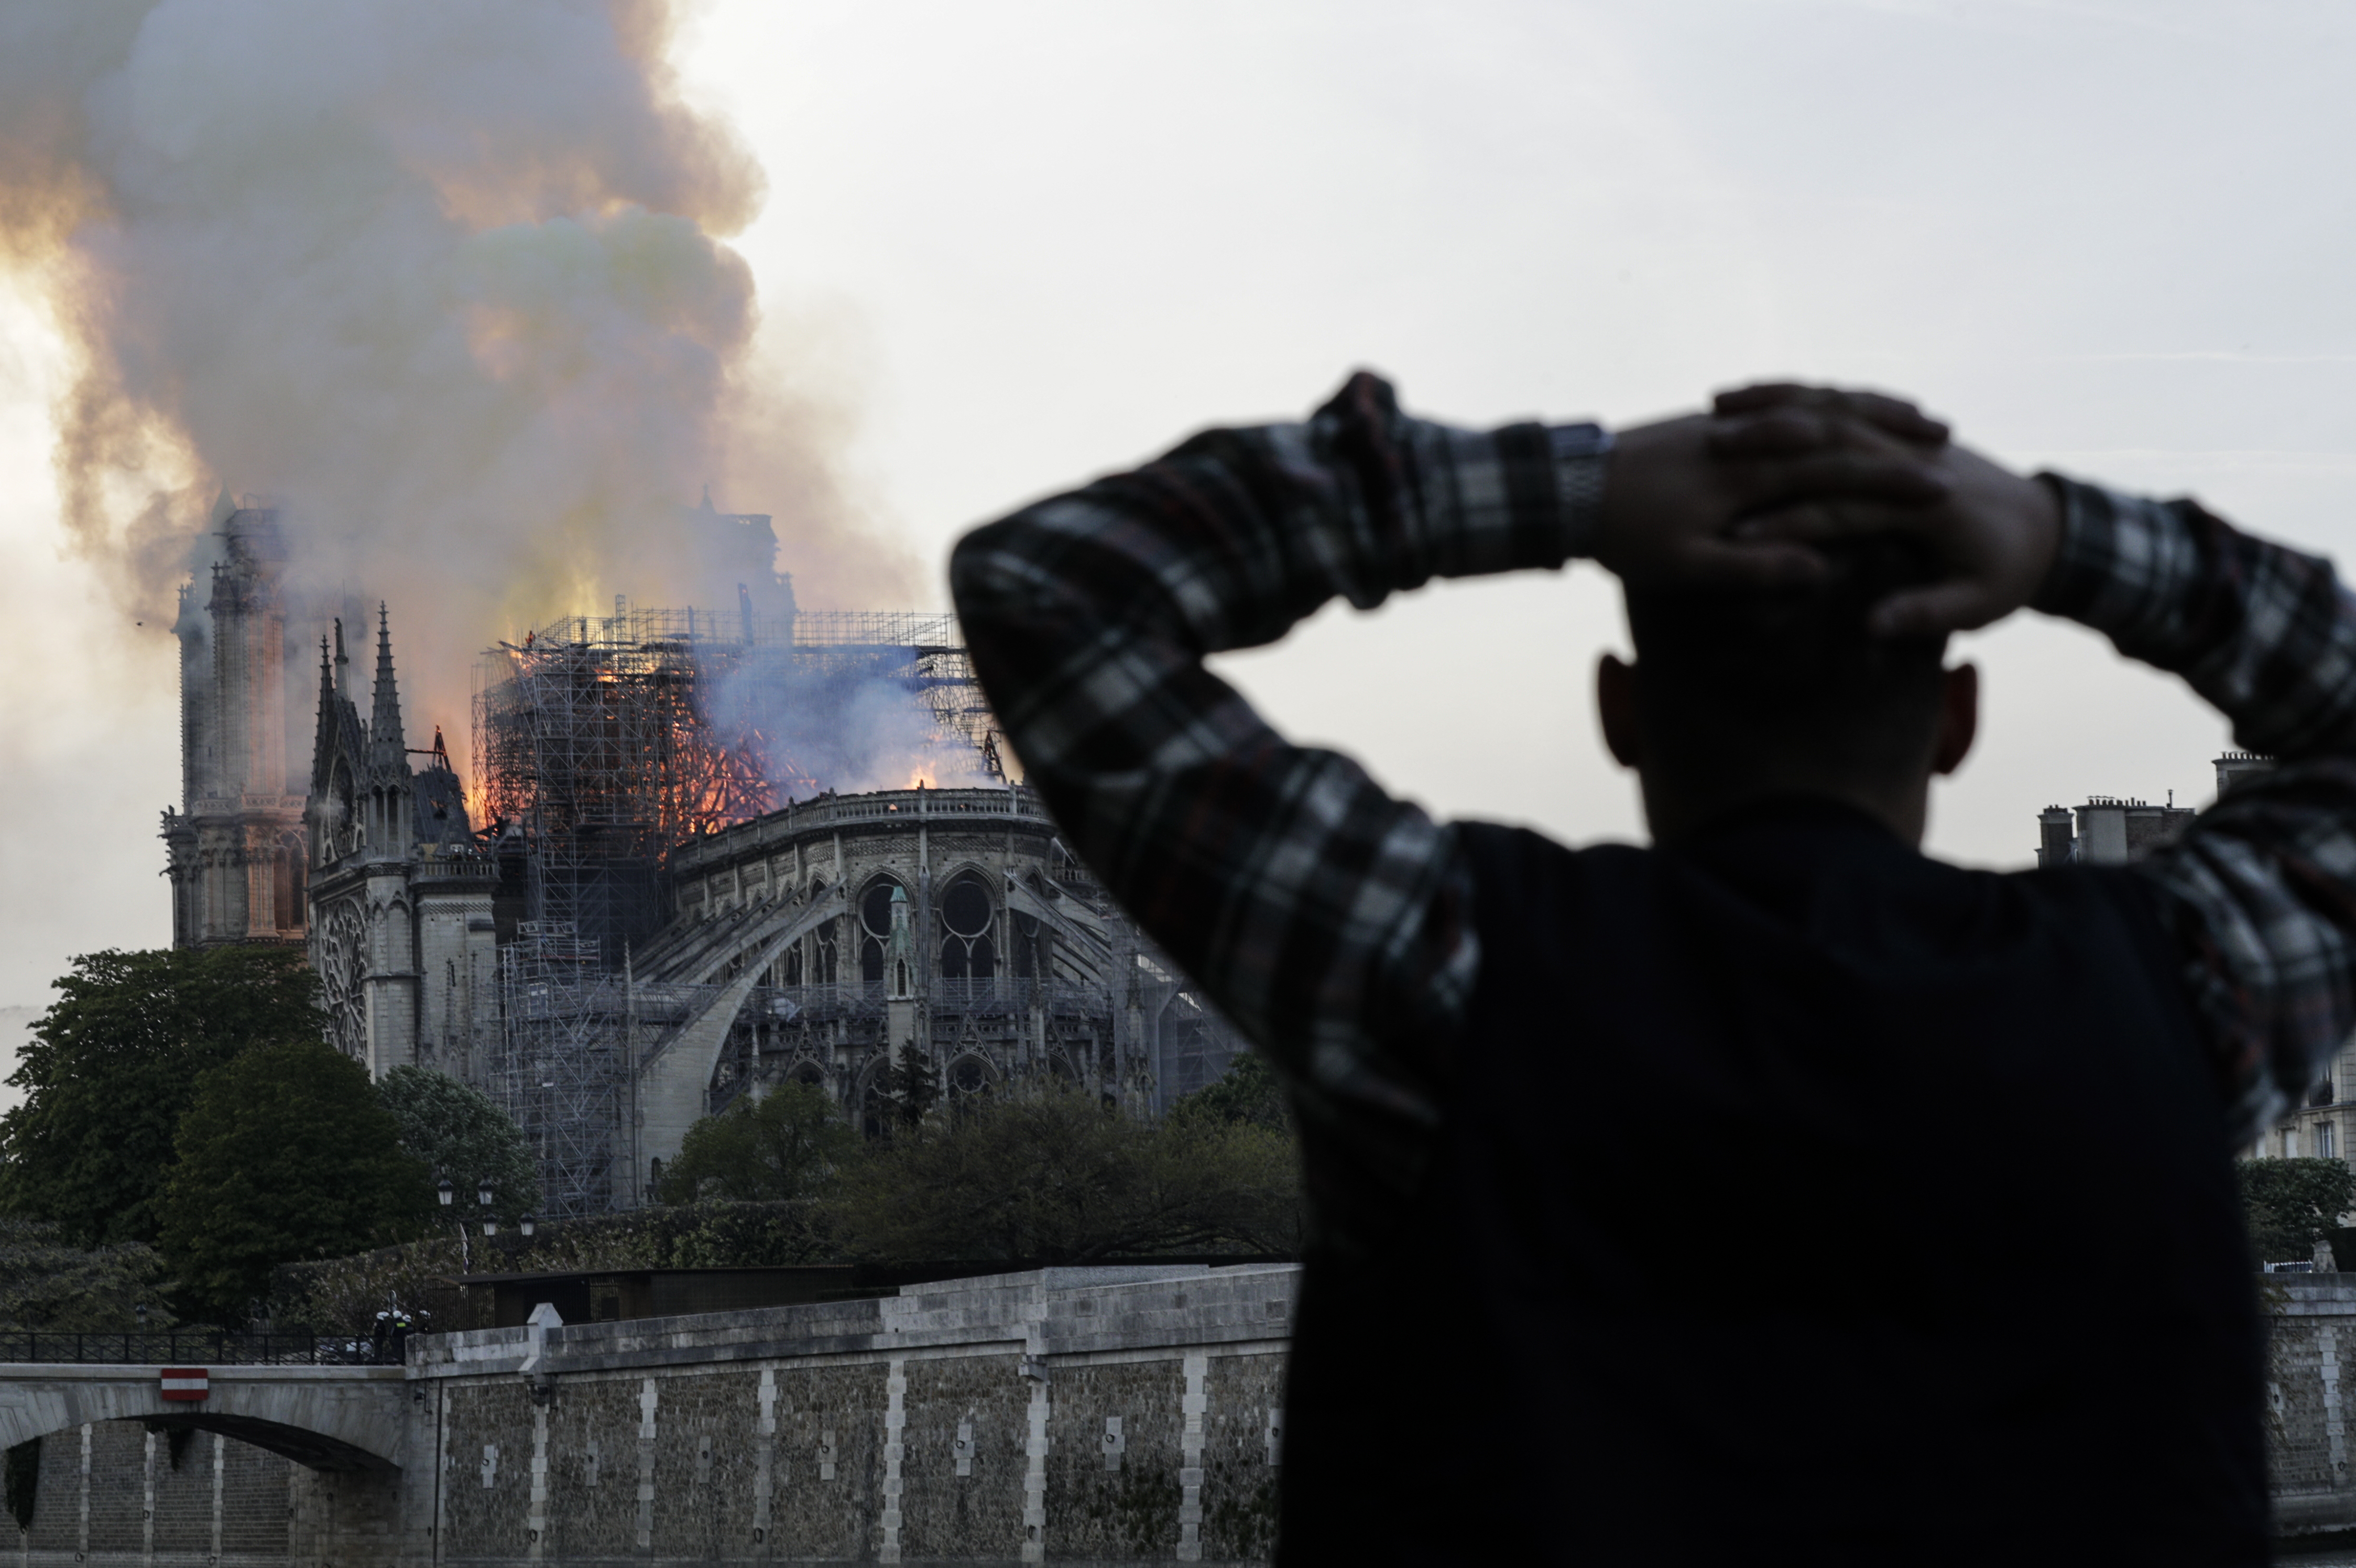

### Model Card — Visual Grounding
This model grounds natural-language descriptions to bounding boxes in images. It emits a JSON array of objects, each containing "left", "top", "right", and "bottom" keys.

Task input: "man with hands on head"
[{"left": 952, "top": 372, "right": 2349, "bottom": 1564}]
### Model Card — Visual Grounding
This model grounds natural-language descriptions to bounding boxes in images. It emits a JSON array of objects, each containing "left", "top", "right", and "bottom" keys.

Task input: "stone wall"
[
  {"left": 46, "top": 1260, "right": 2356, "bottom": 1561},
  {"left": 16, "top": 1422, "right": 300, "bottom": 1564},
  {"left": 411, "top": 1261, "right": 1295, "bottom": 1565}
]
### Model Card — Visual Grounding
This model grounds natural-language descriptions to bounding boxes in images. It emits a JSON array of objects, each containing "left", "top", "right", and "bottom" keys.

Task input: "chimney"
[
  {"left": 2215, "top": 752, "right": 2274, "bottom": 799},
  {"left": 2037, "top": 807, "right": 2074, "bottom": 867}
]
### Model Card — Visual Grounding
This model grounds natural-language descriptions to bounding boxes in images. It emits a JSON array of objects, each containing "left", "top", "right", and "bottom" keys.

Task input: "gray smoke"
[{"left": 0, "top": 0, "right": 914, "bottom": 778}]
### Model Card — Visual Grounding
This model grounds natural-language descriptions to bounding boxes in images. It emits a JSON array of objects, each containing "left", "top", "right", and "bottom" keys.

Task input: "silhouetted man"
[{"left": 951, "top": 376, "right": 2350, "bottom": 1564}]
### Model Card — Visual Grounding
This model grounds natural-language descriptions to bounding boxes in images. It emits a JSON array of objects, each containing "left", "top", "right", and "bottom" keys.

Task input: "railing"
[
  {"left": 672, "top": 786, "right": 1056, "bottom": 874},
  {"left": 0, "top": 1329, "right": 377, "bottom": 1366}
]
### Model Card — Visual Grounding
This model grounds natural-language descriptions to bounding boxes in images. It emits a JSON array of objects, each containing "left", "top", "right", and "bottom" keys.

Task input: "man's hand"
[
  {"left": 1714, "top": 384, "right": 2062, "bottom": 636},
  {"left": 1595, "top": 397, "right": 1948, "bottom": 590}
]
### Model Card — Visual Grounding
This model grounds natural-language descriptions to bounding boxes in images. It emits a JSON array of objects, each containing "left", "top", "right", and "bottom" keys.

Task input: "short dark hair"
[{"left": 1622, "top": 537, "right": 1950, "bottom": 788}]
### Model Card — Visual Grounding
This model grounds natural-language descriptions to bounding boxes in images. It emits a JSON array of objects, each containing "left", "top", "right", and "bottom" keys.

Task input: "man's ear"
[
  {"left": 1932, "top": 662, "right": 1979, "bottom": 776},
  {"left": 1598, "top": 654, "right": 1643, "bottom": 769}
]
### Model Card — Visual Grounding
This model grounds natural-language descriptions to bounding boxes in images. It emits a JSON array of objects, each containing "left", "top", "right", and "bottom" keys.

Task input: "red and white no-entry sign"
[{"left": 159, "top": 1368, "right": 208, "bottom": 1402}]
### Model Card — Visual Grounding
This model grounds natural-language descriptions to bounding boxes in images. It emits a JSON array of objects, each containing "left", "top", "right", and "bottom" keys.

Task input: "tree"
[
  {"left": 884, "top": 1042, "right": 939, "bottom": 1129},
  {"left": 0, "top": 1218, "right": 177, "bottom": 1332},
  {"left": 376, "top": 1065, "right": 540, "bottom": 1221},
  {"left": 659, "top": 1081, "right": 857, "bottom": 1204},
  {"left": 2241, "top": 1156, "right": 2356, "bottom": 1264},
  {"left": 0, "top": 946, "right": 321, "bottom": 1245},
  {"left": 829, "top": 1082, "right": 1300, "bottom": 1265},
  {"left": 157, "top": 1039, "right": 432, "bottom": 1322},
  {"left": 1172, "top": 1051, "right": 1291, "bottom": 1133}
]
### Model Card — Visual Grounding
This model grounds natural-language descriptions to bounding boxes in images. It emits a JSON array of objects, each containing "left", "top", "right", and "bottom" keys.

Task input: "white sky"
[{"left": 5, "top": 0, "right": 2355, "bottom": 1037}]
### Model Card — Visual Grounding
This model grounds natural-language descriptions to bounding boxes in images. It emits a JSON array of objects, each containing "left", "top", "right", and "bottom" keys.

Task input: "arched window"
[
  {"left": 939, "top": 876, "right": 996, "bottom": 981},
  {"left": 948, "top": 1055, "right": 992, "bottom": 1098},
  {"left": 275, "top": 835, "right": 305, "bottom": 933},
  {"left": 782, "top": 944, "right": 802, "bottom": 986},
  {"left": 859, "top": 878, "right": 901, "bottom": 985}
]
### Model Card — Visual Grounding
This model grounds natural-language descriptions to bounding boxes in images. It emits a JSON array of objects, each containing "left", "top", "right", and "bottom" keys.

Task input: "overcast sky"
[{"left": 5, "top": 0, "right": 2353, "bottom": 1053}]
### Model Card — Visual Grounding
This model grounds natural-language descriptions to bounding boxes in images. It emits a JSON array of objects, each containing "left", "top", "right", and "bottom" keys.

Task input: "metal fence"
[{"left": 0, "top": 1329, "right": 382, "bottom": 1366}]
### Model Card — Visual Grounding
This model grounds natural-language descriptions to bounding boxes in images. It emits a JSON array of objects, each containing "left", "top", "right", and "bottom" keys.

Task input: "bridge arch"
[{"left": 0, "top": 1366, "right": 407, "bottom": 1472}]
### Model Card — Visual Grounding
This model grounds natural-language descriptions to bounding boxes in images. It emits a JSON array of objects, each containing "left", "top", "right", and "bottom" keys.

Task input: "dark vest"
[{"left": 1277, "top": 804, "right": 2267, "bottom": 1566}]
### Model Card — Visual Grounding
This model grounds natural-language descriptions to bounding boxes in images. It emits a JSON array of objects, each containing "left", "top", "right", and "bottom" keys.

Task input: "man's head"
[{"left": 1597, "top": 535, "right": 1979, "bottom": 844}]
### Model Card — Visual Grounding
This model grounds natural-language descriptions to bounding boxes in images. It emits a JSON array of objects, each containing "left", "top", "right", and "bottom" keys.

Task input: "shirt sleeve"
[
  {"left": 2034, "top": 475, "right": 2356, "bottom": 1145},
  {"left": 947, "top": 371, "right": 1608, "bottom": 1224}
]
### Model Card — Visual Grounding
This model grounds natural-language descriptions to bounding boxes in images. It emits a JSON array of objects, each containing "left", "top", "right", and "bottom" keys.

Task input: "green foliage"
[
  {"left": 274, "top": 1200, "right": 834, "bottom": 1332},
  {"left": 659, "top": 1082, "right": 857, "bottom": 1204},
  {"left": 828, "top": 1082, "right": 1301, "bottom": 1265},
  {"left": 376, "top": 1065, "right": 539, "bottom": 1221},
  {"left": 272, "top": 1231, "right": 470, "bottom": 1336},
  {"left": 1172, "top": 1051, "right": 1291, "bottom": 1133},
  {"left": 0, "top": 1218, "right": 177, "bottom": 1332},
  {"left": 883, "top": 1043, "right": 939, "bottom": 1129},
  {"left": 2240, "top": 1156, "right": 2356, "bottom": 1263},
  {"left": 158, "top": 1039, "right": 432, "bottom": 1322},
  {"left": 0, "top": 947, "right": 320, "bottom": 1245}
]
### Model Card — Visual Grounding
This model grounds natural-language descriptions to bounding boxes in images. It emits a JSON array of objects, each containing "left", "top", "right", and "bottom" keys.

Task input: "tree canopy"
[
  {"left": 0, "top": 1218, "right": 177, "bottom": 1333},
  {"left": 660, "top": 1081, "right": 857, "bottom": 1204},
  {"left": 1172, "top": 1051, "right": 1290, "bottom": 1133},
  {"left": 0, "top": 946, "right": 322, "bottom": 1245},
  {"left": 828, "top": 1083, "right": 1300, "bottom": 1265},
  {"left": 376, "top": 1065, "right": 540, "bottom": 1222},
  {"left": 157, "top": 1038, "right": 432, "bottom": 1322},
  {"left": 2241, "top": 1156, "right": 2356, "bottom": 1264}
]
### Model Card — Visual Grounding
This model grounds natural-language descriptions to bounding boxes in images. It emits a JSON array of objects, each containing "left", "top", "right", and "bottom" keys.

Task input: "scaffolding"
[
  {"left": 492, "top": 922, "right": 627, "bottom": 1219},
  {"left": 473, "top": 600, "right": 1005, "bottom": 1213}
]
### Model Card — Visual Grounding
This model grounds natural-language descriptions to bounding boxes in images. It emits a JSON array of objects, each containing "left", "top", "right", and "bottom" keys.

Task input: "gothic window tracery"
[
  {"left": 858, "top": 878, "right": 901, "bottom": 986},
  {"left": 947, "top": 1054, "right": 992, "bottom": 1099},
  {"left": 319, "top": 901, "right": 368, "bottom": 1061},
  {"left": 937, "top": 876, "right": 996, "bottom": 981}
]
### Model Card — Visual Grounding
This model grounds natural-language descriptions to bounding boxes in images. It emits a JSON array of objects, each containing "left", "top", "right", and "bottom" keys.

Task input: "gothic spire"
[{"left": 370, "top": 602, "right": 406, "bottom": 767}]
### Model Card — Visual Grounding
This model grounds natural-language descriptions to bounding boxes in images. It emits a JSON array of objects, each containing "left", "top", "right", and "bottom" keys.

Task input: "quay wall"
[{"left": 23, "top": 1266, "right": 2356, "bottom": 1562}]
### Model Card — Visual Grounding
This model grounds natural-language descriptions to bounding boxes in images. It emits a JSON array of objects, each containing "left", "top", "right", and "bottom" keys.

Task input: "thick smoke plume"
[{"left": 0, "top": 0, "right": 912, "bottom": 781}]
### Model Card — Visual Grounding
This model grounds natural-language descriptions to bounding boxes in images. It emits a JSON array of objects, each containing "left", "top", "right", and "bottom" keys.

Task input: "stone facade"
[
  {"left": 628, "top": 787, "right": 1244, "bottom": 1183},
  {"left": 162, "top": 504, "right": 311, "bottom": 950},
  {"left": 303, "top": 609, "right": 499, "bottom": 1081}
]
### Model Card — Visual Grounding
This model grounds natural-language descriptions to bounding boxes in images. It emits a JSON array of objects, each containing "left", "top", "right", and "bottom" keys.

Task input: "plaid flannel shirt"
[{"left": 950, "top": 372, "right": 2356, "bottom": 1247}]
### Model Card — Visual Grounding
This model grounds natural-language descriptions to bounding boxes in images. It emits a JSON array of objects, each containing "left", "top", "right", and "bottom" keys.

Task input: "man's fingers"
[
  {"left": 1714, "top": 382, "right": 1820, "bottom": 416},
  {"left": 1840, "top": 390, "right": 1948, "bottom": 445},
  {"left": 1713, "top": 383, "right": 1948, "bottom": 446},
  {"left": 1672, "top": 537, "right": 1829, "bottom": 590},
  {"left": 1740, "top": 451, "right": 1949, "bottom": 508},
  {"left": 1868, "top": 580, "right": 1997, "bottom": 638},
  {"left": 1709, "top": 409, "right": 1836, "bottom": 459},
  {"left": 1732, "top": 497, "right": 1931, "bottom": 543}
]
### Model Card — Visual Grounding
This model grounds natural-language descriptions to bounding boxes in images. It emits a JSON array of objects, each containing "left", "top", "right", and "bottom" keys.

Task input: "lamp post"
[
  {"left": 440, "top": 1174, "right": 470, "bottom": 1273},
  {"left": 478, "top": 1177, "right": 497, "bottom": 1239},
  {"left": 519, "top": 1214, "right": 537, "bottom": 1239}
]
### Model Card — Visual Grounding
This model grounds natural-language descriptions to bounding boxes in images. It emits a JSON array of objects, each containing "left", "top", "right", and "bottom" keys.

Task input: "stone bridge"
[{"left": 0, "top": 1362, "right": 411, "bottom": 1472}]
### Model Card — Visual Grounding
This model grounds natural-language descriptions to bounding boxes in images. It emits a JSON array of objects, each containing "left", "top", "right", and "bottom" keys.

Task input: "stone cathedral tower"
[
  {"left": 161, "top": 502, "right": 311, "bottom": 948},
  {"left": 304, "top": 607, "right": 500, "bottom": 1081}
]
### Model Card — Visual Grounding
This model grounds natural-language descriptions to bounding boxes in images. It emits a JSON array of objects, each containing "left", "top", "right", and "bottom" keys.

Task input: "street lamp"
[
  {"left": 439, "top": 1174, "right": 471, "bottom": 1272},
  {"left": 478, "top": 1178, "right": 497, "bottom": 1238},
  {"left": 519, "top": 1215, "right": 537, "bottom": 1239}
]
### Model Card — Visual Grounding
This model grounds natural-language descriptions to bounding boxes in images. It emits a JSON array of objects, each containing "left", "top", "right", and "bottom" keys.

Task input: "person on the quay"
[{"left": 950, "top": 374, "right": 2350, "bottom": 1564}]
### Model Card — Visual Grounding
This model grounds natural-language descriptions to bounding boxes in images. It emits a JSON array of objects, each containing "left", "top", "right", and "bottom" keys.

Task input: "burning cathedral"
[{"left": 164, "top": 498, "right": 1241, "bottom": 1217}]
